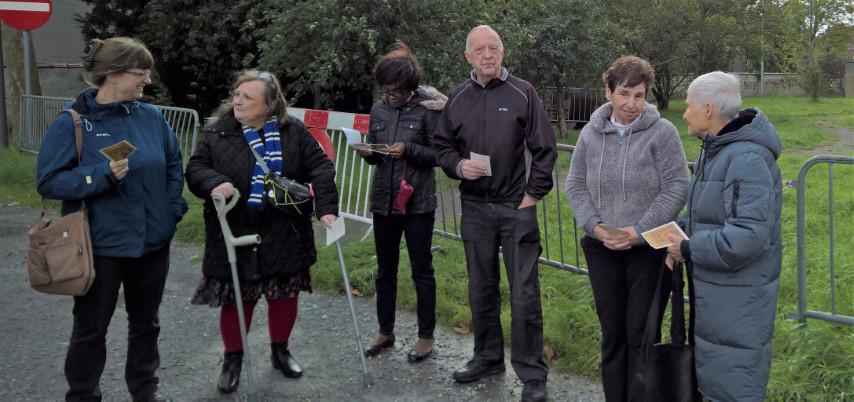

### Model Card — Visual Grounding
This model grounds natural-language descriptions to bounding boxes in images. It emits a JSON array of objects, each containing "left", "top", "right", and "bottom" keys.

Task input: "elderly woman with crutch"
[{"left": 185, "top": 70, "right": 338, "bottom": 394}]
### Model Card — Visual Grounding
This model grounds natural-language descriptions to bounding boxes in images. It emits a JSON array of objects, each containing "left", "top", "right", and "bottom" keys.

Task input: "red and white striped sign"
[
  {"left": 287, "top": 107, "right": 370, "bottom": 133},
  {"left": 0, "top": 0, "right": 52, "bottom": 30},
  {"left": 287, "top": 107, "right": 372, "bottom": 163}
]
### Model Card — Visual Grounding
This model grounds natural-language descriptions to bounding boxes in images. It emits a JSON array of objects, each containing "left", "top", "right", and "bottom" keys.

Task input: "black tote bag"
[{"left": 638, "top": 262, "right": 701, "bottom": 402}]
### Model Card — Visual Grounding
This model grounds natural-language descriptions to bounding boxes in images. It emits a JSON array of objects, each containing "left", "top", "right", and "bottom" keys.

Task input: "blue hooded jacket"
[{"left": 36, "top": 89, "right": 188, "bottom": 258}]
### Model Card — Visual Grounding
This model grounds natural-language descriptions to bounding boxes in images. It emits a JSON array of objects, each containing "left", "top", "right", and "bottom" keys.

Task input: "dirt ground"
[{"left": 0, "top": 203, "right": 603, "bottom": 401}]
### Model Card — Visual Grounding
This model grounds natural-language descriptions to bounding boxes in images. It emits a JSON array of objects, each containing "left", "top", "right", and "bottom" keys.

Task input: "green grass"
[
  {"left": 0, "top": 148, "right": 46, "bottom": 208},
  {"left": 2, "top": 95, "right": 852, "bottom": 399}
]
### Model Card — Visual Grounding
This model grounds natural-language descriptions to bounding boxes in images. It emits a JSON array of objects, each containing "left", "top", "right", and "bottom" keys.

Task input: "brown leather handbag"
[{"left": 27, "top": 109, "right": 95, "bottom": 296}]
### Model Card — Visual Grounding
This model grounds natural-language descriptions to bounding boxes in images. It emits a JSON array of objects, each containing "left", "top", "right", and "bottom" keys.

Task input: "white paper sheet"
[
  {"left": 341, "top": 127, "right": 362, "bottom": 145},
  {"left": 325, "top": 217, "right": 346, "bottom": 246},
  {"left": 470, "top": 152, "right": 492, "bottom": 176}
]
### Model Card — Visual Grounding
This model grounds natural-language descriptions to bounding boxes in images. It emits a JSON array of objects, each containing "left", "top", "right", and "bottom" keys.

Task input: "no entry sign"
[{"left": 0, "top": 0, "right": 52, "bottom": 31}]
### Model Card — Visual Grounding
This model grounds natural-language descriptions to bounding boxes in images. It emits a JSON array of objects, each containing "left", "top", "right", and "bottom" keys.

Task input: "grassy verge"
[{"left": 2, "top": 96, "right": 851, "bottom": 399}]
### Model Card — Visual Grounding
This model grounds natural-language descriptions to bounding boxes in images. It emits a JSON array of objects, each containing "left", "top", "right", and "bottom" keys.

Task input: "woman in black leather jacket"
[
  {"left": 185, "top": 70, "right": 338, "bottom": 394},
  {"left": 358, "top": 41, "right": 446, "bottom": 362}
]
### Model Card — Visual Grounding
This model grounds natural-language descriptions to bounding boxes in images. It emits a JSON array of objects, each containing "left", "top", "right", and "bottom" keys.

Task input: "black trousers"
[
  {"left": 580, "top": 235, "right": 665, "bottom": 402},
  {"left": 65, "top": 244, "right": 171, "bottom": 402},
  {"left": 460, "top": 200, "right": 548, "bottom": 383},
  {"left": 373, "top": 211, "right": 436, "bottom": 339}
]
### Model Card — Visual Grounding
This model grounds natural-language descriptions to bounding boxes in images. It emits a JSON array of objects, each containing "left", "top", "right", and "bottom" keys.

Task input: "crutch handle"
[{"left": 211, "top": 190, "right": 261, "bottom": 264}]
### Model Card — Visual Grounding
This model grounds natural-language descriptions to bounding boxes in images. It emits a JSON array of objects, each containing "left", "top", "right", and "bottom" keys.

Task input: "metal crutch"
[
  {"left": 333, "top": 236, "right": 373, "bottom": 386},
  {"left": 312, "top": 128, "right": 372, "bottom": 386},
  {"left": 212, "top": 189, "right": 261, "bottom": 401}
]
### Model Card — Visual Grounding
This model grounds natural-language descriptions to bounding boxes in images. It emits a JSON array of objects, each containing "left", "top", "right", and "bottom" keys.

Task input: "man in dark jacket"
[
  {"left": 433, "top": 25, "right": 557, "bottom": 402},
  {"left": 666, "top": 71, "right": 783, "bottom": 402}
]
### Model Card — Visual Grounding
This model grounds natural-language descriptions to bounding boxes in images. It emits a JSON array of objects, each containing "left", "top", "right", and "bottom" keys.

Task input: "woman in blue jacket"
[{"left": 36, "top": 37, "right": 187, "bottom": 402}]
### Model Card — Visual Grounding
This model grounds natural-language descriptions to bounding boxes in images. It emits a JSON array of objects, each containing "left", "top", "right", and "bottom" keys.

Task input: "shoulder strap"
[
  {"left": 41, "top": 109, "right": 86, "bottom": 217},
  {"left": 249, "top": 146, "right": 271, "bottom": 176},
  {"left": 65, "top": 109, "right": 84, "bottom": 164}
]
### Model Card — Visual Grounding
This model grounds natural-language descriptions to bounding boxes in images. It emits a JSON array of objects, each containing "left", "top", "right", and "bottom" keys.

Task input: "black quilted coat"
[
  {"left": 185, "top": 113, "right": 338, "bottom": 281},
  {"left": 362, "top": 86, "right": 446, "bottom": 216}
]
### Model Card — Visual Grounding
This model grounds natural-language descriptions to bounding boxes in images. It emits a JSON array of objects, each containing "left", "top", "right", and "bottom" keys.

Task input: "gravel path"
[{"left": 0, "top": 203, "right": 603, "bottom": 401}]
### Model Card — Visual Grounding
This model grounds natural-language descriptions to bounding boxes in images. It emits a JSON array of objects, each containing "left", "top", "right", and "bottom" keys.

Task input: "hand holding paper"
[
  {"left": 342, "top": 127, "right": 392, "bottom": 154},
  {"left": 469, "top": 152, "right": 492, "bottom": 176},
  {"left": 641, "top": 221, "right": 688, "bottom": 249},
  {"left": 99, "top": 140, "right": 137, "bottom": 162}
]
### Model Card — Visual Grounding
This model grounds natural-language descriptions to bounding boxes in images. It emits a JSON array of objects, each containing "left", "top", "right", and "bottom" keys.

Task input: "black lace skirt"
[{"left": 191, "top": 270, "right": 312, "bottom": 307}]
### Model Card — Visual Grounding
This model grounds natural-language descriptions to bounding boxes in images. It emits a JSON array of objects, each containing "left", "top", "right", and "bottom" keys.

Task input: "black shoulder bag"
[
  {"left": 637, "top": 261, "right": 701, "bottom": 402},
  {"left": 249, "top": 147, "right": 314, "bottom": 216}
]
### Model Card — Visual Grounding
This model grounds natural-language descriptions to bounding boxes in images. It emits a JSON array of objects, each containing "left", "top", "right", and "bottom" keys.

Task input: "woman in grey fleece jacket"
[{"left": 565, "top": 56, "right": 689, "bottom": 402}]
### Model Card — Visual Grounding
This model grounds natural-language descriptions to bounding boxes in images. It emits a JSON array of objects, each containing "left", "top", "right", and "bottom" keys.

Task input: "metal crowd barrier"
[
  {"left": 541, "top": 87, "right": 604, "bottom": 125},
  {"left": 288, "top": 107, "right": 589, "bottom": 274},
  {"left": 788, "top": 155, "right": 854, "bottom": 326},
  {"left": 18, "top": 95, "right": 201, "bottom": 160}
]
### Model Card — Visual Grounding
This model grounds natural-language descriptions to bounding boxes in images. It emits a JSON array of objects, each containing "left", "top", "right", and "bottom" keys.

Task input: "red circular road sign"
[{"left": 0, "top": 0, "right": 52, "bottom": 31}]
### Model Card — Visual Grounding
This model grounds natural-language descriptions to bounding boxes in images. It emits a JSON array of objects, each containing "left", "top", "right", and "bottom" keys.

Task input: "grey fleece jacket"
[{"left": 565, "top": 102, "right": 689, "bottom": 237}]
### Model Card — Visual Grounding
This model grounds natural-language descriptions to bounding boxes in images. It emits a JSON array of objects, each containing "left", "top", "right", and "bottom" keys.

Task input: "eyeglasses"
[
  {"left": 382, "top": 87, "right": 412, "bottom": 100},
  {"left": 125, "top": 69, "right": 151, "bottom": 80}
]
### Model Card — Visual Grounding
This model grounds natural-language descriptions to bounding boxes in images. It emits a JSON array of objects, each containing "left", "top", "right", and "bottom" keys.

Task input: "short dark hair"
[
  {"left": 82, "top": 37, "right": 154, "bottom": 87},
  {"left": 374, "top": 40, "right": 420, "bottom": 91},
  {"left": 602, "top": 56, "right": 655, "bottom": 94}
]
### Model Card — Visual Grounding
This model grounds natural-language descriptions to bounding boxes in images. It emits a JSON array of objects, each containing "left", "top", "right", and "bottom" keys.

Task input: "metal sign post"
[
  {"left": 0, "top": 0, "right": 53, "bottom": 146},
  {"left": 0, "top": 26, "right": 7, "bottom": 147}
]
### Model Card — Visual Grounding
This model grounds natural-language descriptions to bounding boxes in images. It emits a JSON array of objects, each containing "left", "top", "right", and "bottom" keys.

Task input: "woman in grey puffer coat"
[
  {"left": 667, "top": 71, "right": 783, "bottom": 402},
  {"left": 566, "top": 56, "right": 689, "bottom": 402}
]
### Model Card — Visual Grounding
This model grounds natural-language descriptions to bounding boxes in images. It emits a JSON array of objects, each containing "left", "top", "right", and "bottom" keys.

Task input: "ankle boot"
[
  {"left": 271, "top": 342, "right": 303, "bottom": 378},
  {"left": 217, "top": 350, "right": 243, "bottom": 394}
]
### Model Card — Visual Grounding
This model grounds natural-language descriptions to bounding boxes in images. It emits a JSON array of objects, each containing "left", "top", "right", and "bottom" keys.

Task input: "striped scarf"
[{"left": 243, "top": 119, "right": 282, "bottom": 207}]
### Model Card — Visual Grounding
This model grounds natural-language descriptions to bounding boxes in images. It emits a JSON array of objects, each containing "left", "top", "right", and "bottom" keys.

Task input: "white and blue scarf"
[{"left": 243, "top": 119, "right": 282, "bottom": 207}]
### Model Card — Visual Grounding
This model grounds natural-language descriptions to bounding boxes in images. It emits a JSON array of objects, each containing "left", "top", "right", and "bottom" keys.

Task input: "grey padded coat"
[{"left": 680, "top": 109, "right": 783, "bottom": 402}]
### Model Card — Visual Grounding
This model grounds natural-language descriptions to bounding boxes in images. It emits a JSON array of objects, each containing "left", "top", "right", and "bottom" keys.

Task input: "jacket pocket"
[
  {"left": 730, "top": 180, "right": 740, "bottom": 218},
  {"left": 370, "top": 121, "right": 388, "bottom": 141}
]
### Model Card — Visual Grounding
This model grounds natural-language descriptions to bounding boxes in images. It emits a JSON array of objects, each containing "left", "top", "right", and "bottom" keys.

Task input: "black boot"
[
  {"left": 217, "top": 350, "right": 243, "bottom": 394},
  {"left": 271, "top": 342, "right": 303, "bottom": 378}
]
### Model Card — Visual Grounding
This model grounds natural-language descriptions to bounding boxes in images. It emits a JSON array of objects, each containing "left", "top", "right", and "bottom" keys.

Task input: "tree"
[
  {"left": 74, "top": 0, "right": 149, "bottom": 39},
  {"left": 510, "top": 0, "right": 619, "bottom": 137},
  {"left": 258, "top": 0, "right": 498, "bottom": 112},
  {"left": 791, "top": 0, "right": 854, "bottom": 100},
  {"left": 139, "top": 0, "right": 264, "bottom": 114},
  {"left": 2, "top": 24, "right": 42, "bottom": 146}
]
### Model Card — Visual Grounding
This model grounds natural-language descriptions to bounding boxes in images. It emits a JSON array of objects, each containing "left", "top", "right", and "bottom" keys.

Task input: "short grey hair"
[
  {"left": 686, "top": 71, "right": 742, "bottom": 122},
  {"left": 465, "top": 25, "right": 503, "bottom": 52}
]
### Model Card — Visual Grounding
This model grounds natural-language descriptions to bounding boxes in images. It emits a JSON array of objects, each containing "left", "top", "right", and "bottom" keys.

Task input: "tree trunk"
[
  {"left": 652, "top": 66, "right": 672, "bottom": 111},
  {"left": 556, "top": 85, "right": 567, "bottom": 139},
  {"left": 2, "top": 25, "right": 42, "bottom": 146}
]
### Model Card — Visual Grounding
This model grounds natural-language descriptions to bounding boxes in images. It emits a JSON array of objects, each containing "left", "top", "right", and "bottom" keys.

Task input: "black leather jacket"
[
  {"left": 185, "top": 113, "right": 338, "bottom": 281},
  {"left": 362, "top": 86, "right": 446, "bottom": 216}
]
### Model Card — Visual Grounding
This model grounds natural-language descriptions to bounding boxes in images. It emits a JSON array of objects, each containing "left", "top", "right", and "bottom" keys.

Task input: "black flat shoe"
[
  {"left": 452, "top": 358, "right": 505, "bottom": 383},
  {"left": 217, "top": 350, "right": 243, "bottom": 394},
  {"left": 271, "top": 342, "right": 304, "bottom": 378},
  {"left": 364, "top": 334, "right": 395, "bottom": 357},
  {"left": 133, "top": 390, "right": 171, "bottom": 402},
  {"left": 522, "top": 380, "right": 548, "bottom": 402},
  {"left": 407, "top": 348, "right": 433, "bottom": 363}
]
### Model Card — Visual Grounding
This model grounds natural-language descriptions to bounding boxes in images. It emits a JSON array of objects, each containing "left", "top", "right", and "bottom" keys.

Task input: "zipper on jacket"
[
  {"left": 687, "top": 138, "right": 709, "bottom": 235},
  {"left": 730, "top": 180, "right": 740, "bottom": 218},
  {"left": 387, "top": 108, "right": 401, "bottom": 214}
]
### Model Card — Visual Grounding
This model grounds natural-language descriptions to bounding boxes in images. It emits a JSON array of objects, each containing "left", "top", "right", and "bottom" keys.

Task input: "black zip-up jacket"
[
  {"left": 185, "top": 113, "right": 338, "bottom": 281},
  {"left": 362, "top": 86, "right": 446, "bottom": 216},
  {"left": 433, "top": 69, "right": 557, "bottom": 203}
]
